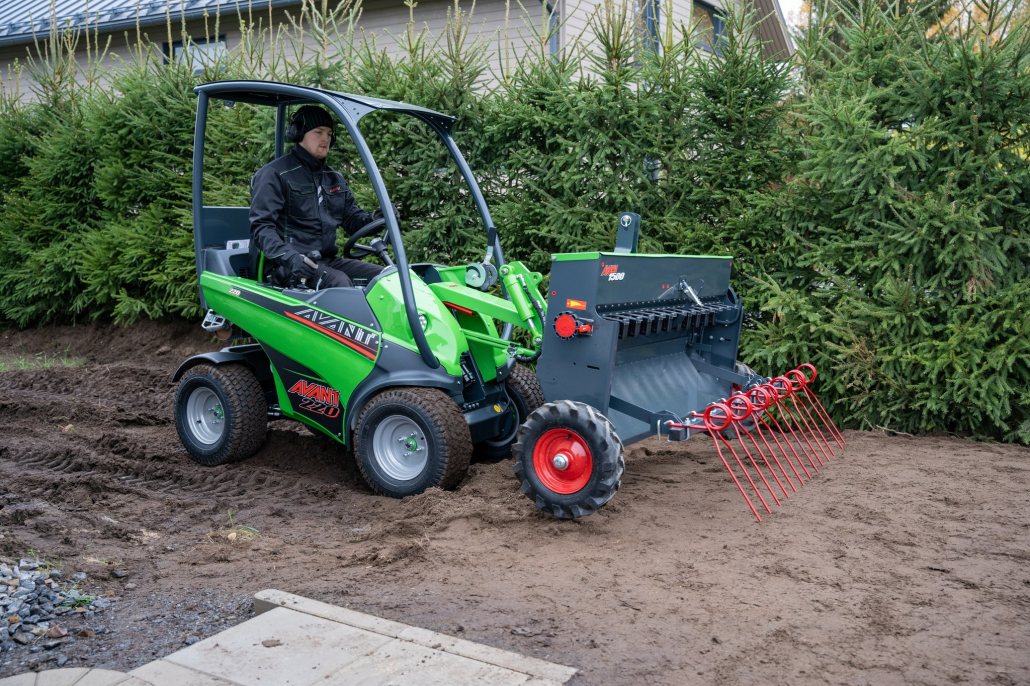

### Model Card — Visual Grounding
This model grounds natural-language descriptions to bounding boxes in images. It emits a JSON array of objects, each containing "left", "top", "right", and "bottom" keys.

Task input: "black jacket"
[{"left": 249, "top": 144, "right": 375, "bottom": 268}]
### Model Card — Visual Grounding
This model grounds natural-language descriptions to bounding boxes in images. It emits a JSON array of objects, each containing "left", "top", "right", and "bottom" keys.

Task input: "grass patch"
[
  {"left": 0, "top": 351, "right": 82, "bottom": 372},
  {"left": 207, "top": 510, "right": 259, "bottom": 545}
]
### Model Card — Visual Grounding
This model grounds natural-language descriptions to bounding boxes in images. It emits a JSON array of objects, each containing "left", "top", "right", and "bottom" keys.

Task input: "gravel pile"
[{"left": 1, "top": 559, "right": 113, "bottom": 668}]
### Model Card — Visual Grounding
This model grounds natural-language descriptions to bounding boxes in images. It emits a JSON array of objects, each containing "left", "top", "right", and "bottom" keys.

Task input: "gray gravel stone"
[
  {"left": 56, "top": 654, "right": 68, "bottom": 666},
  {"left": 71, "top": 573, "right": 87, "bottom": 581},
  {"left": 185, "top": 636, "right": 200, "bottom": 645},
  {"left": 12, "top": 632, "right": 31, "bottom": 645},
  {"left": 47, "top": 570, "right": 61, "bottom": 580},
  {"left": 110, "top": 569, "right": 129, "bottom": 579}
]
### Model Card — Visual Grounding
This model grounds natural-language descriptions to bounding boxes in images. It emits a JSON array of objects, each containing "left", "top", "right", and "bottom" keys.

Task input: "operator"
[{"left": 249, "top": 105, "right": 395, "bottom": 289}]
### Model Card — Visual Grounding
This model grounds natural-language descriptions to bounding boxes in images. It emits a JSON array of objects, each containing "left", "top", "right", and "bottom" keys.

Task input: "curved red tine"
[
  {"left": 756, "top": 383, "right": 814, "bottom": 479},
  {"left": 797, "top": 363, "right": 846, "bottom": 447},
  {"left": 702, "top": 404, "right": 763, "bottom": 521},
  {"left": 786, "top": 369, "right": 836, "bottom": 458},
  {"left": 782, "top": 373, "right": 833, "bottom": 462},
  {"left": 729, "top": 395, "right": 790, "bottom": 500},
  {"left": 776, "top": 375, "right": 830, "bottom": 464},
  {"left": 744, "top": 387, "right": 799, "bottom": 492},
  {"left": 770, "top": 378, "right": 824, "bottom": 470}
]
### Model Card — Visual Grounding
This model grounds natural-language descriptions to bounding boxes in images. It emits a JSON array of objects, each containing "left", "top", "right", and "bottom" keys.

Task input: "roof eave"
[{"left": 0, "top": 0, "right": 303, "bottom": 49}]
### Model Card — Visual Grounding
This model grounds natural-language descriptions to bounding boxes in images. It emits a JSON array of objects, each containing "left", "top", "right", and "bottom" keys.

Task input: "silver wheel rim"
[
  {"left": 186, "top": 387, "right": 225, "bottom": 445},
  {"left": 372, "top": 415, "right": 428, "bottom": 481}
]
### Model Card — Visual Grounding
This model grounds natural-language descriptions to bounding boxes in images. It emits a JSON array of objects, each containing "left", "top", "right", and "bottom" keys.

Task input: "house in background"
[{"left": 0, "top": 0, "right": 792, "bottom": 96}]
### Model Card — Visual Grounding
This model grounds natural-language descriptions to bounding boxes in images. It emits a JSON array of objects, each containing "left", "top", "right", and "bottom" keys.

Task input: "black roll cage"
[{"left": 192, "top": 80, "right": 506, "bottom": 370}]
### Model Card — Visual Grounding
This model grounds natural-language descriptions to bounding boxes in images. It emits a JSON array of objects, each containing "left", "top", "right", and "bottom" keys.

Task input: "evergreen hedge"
[{"left": 0, "top": 0, "right": 1026, "bottom": 441}]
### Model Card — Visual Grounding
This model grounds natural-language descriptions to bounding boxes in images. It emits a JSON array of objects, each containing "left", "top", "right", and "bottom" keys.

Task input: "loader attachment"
[
  {"left": 537, "top": 251, "right": 746, "bottom": 444},
  {"left": 535, "top": 252, "right": 847, "bottom": 521}
]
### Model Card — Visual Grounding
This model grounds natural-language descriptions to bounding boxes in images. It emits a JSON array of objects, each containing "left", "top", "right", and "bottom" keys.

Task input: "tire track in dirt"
[{"left": 0, "top": 439, "right": 317, "bottom": 504}]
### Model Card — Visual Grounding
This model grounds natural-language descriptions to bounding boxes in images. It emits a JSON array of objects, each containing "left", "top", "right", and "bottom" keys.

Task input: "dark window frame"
[
  {"left": 693, "top": 1, "right": 726, "bottom": 53},
  {"left": 163, "top": 33, "right": 228, "bottom": 72}
]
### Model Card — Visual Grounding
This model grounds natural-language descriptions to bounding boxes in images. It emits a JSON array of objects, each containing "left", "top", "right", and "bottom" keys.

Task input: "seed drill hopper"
[{"left": 527, "top": 213, "right": 846, "bottom": 520}]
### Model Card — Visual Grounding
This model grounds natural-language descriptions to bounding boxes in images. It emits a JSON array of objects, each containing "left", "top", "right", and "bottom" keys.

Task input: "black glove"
[
  {"left": 373, "top": 203, "right": 400, "bottom": 224},
  {"left": 285, "top": 252, "right": 316, "bottom": 284}
]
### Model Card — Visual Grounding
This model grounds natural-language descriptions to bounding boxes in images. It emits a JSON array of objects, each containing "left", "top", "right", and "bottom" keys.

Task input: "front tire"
[
  {"left": 174, "top": 364, "right": 267, "bottom": 466},
  {"left": 513, "top": 400, "right": 624, "bottom": 519},
  {"left": 474, "top": 364, "right": 545, "bottom": 462},
  {"left": 354, "top": 387, "right": 472, "bottom": 498}
]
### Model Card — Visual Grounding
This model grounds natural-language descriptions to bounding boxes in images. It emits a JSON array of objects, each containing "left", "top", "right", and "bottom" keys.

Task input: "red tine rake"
[{"left": 669, "top": 364, "right": 845, "bottom": 522}]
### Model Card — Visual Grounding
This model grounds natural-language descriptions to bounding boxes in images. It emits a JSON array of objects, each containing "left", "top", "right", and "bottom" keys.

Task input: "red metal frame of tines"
[{"left": 668, "top": 363, "right": 846, "bottom": 522}]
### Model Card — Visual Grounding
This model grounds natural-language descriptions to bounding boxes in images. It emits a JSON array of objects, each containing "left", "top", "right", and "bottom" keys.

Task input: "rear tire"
[
  {"left": 474, "top": 364, "right": 545, "bottom": 462},
  {"left": 354, "top": 387, "right": 472, "bottom": 498},
  {"left": 513, "top": 400, "right": 624, "bottom": 519},
  {"left": 174, "top": 364, "right": 267, "bottom": 466}
]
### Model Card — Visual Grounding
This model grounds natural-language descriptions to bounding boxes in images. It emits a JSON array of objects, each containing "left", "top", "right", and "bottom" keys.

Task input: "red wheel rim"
[{"left": 533, "top": 428, "right": 593, "bottom": 494}]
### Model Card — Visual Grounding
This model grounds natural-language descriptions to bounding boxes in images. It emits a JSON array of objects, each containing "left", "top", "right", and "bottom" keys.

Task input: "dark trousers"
[{"left": 274, "top": 257, "right": 384, "bottom": 289}]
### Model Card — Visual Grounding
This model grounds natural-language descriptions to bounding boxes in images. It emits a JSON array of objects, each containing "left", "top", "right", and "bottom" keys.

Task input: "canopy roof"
[{"left": 195, "top": 80, "right": 457, "bottom": 131}]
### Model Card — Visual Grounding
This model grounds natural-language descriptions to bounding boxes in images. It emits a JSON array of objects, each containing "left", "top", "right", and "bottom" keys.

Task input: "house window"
[
  {"left": 165, "top": 35, "right": 227, "bottom": 74},
  {"left": 693, "top": 1, "right": 725, "bottom": 52},
  {"left": 543, "top": 0, "right": 559, "bottom": 55},
  {"left": 637, "top": 0, "right": 660, "bottom": 54}
]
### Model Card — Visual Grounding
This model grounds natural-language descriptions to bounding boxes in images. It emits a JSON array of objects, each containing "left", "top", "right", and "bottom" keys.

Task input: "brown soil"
[{"left": 2, "top": 321, "right": 1029, "bottom": 684}]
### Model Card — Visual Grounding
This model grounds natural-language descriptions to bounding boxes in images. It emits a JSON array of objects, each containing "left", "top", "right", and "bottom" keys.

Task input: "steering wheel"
[{"left": 343, "top": 218, "right": 392, "bottom": 263}]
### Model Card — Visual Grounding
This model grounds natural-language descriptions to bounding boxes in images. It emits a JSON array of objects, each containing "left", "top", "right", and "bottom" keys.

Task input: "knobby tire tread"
[
  {"left": 354, "top": 387, "right": 472, "bottom": 495},
  {"left": 176, "top": 364, "right": 267, "bottom": 466},
  {"left": 512, "top": 399, "right": 625, "bottom": 519}
]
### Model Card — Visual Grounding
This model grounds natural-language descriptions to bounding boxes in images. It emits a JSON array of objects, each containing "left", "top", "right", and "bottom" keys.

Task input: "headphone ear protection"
[{"left": 285, "top": 110, "right": 336, "bottom": 148}]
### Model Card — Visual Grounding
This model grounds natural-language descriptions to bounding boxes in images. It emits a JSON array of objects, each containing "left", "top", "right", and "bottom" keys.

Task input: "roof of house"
[{"left": 0, "top": 0, "right": 302, "bottom": 48}]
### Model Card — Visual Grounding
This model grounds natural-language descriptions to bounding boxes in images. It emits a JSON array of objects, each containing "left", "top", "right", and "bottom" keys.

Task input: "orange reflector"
[{"left": 566, "top": 299, "right": 587, "bottom": 310}]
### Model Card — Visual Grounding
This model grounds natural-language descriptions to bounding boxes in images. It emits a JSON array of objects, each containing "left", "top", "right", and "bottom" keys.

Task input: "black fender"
[
  {"left": 172, "top": 344, "right": 277, "bottom": 406},
  {"left": 344, "top": 342, "right": 463, "bottom": 440}
]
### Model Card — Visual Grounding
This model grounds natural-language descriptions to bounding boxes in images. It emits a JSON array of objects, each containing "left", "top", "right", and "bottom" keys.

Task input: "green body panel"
[
  {"left": 200, "top": 272, "right": 378, "bottom": 433},
  {"left": 367, "top": 271, "right": 467, "bottom": 378},
  {"left": 551, "top": 251, "right": 734, "bottom": 262}
]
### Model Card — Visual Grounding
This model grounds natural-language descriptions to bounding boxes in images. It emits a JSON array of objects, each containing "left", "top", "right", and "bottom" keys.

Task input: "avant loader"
[{"left": 174, "top": 81, "right": 844, "bottom": 521}]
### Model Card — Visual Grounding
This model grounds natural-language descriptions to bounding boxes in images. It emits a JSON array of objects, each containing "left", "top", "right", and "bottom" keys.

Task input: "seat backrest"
[{"left": 198, "top": 206, "right": 250, "bottom": 247}]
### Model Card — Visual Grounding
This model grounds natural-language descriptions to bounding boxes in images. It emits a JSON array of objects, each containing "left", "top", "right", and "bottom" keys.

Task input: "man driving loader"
[{"left": 249, "top": 105, "right": 393, "bottom": 288}]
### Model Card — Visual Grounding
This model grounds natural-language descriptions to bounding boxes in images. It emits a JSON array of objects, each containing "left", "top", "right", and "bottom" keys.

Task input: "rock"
[
  {"left": 94, "top": 625, "right": 107, "bottom": 634},
  {"left": 18, "top": 559, "right": 39, "bottom": 571},
  {"left": 43, "top": 639, "right": 65, "bottom": 650},
  {"left": 56, "top": 654, "right": 68, "bottom": 667},
  {"left": 124, "top": 583, "right": 137, "bottom": 591},
  {"left": 47, "top": 570, "right": 61, "bottom": 580},
  {"left": 77, "top": 629, "right": 94, "bottom": 638},
  {"left": 45, "top": 626, "right": 67, "bottom": 638},
  {"left": 29, "top": 644, "right": 42, "bottom": 653},
  {"left": 18, "top": 580, "right": 35, "bottom": 592},
  {"left": 12, "top": 632, "right": 31, "bottom": 645},
  {"left": 110, "top": 569, "right": 128, "bottom": 579},
  {"left": 0, "top": 564, "right": 11, "bottom": 578},
  {"left": 7, "top": 614, "right": 18, "bottom": 624},
  {"left": 261, "top": 639, "right": 282, "bottom": 648},
  {"left": 184, "top": 636, "right": 200, "bottom": 645},
  {"left": 17, "top": 607, "right": 30, "bottom": 618},
  {"left": 156, "top": 344, "right": 172, "bottom": 354},
  {"left": 71, "top": 573, "right": 86, "bottom": 582}
]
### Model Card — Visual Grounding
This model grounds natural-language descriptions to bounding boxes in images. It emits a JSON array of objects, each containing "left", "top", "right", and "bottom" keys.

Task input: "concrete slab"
[
  {"left": 35, "top": 669, "right": 95, "bottom": 686},
  {"left": 161, "top": 607, "right": 393, "bottom": 686},
  {"left": 321, "top": 639, "right": 536, "bottom": 686},
  {"left": 253, "top": 590, "right": 577, "bottom": 683},
  {"left": 72, "top": 671, "right": 151, "bottom": 686},
  {"left": 0, "top": 670, "right": 152, "bottom": 686},
  {"left": 0, "top": 674, "right": 35, "bottom": 686},
  {"left": 130, "top": 661, "right": 234, "bottom": 686}
]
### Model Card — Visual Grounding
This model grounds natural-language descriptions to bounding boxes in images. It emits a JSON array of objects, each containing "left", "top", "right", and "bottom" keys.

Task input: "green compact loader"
[{"left": 175, "top": 81, "right": 759, "bottom": 519}]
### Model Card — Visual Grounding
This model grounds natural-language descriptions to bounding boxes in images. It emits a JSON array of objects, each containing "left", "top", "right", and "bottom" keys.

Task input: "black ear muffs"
[{"left": 286, "top": 110, "right": 336, "bottom": 148}]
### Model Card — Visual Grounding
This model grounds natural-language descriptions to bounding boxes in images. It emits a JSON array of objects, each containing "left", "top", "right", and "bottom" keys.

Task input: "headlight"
[{"left": 418, "top": 313, "right": 428, "bottom": 331}]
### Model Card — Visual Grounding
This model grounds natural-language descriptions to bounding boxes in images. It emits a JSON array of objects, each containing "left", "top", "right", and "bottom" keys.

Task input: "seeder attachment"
[{"left": 668, "top": 363, "right": 845, "bottom": 522}]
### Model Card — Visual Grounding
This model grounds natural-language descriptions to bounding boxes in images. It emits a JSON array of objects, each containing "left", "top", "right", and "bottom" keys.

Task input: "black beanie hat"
[{"left": 287, "top": 105, "right": 334, "bottom": 142}]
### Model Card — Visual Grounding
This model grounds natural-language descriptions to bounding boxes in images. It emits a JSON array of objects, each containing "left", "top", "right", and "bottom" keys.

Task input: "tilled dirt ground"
[{"left": 1, "top": 321, "right": 1029, "bottom": 684}]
